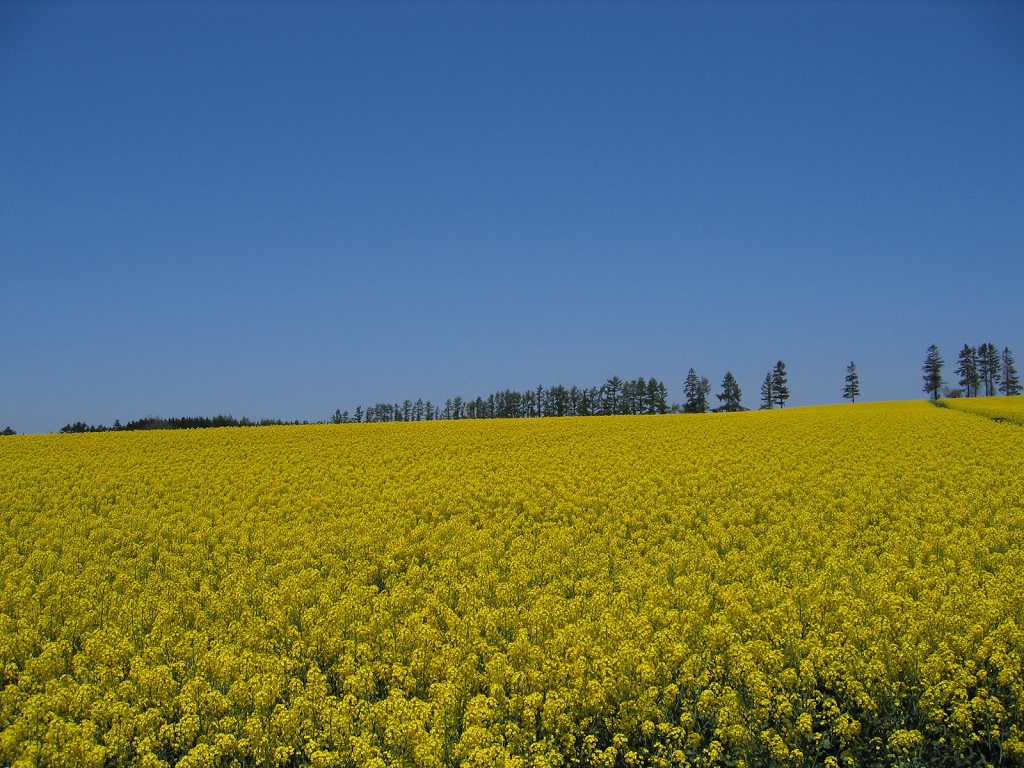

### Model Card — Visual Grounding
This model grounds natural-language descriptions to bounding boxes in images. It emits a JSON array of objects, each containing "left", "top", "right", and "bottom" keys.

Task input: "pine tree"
[
  {"left": 683, "top": 369, "right": 702, "bottom": 413},
  {"left": 772, "top": 361, "right": 790, "bottom": 408},
  {"left": 842, "top": 361, "right": 860, "bottom": 403},
  {"left": 698, "top": 376, "right": 711, "bottom": 413},
  {"left": 922, "top": 344, "right": 944, "bottom": 400},
  {"left": 760, "top": 371, "right": 775, "bottom": 410},
  {"left": 600, "top": 377, "right": 623, "bottom": 415},
  {"left": 955, "top": 345, "right": 980, "bottom": 397},
  {"left": 1000, "top": 347, "right": 1021, "bottom": 396},
  {"left": 716, "top": 371, "right": 744, "bottom": 412},
  {"left": 655, "top": 380, "right": 669, "bottom": 414},
  {"left": 644, "top": 377, "right": 661, "bottom": 414},
  {"left": 978, "top": 342, "right": 1001, "bottom": 397}
]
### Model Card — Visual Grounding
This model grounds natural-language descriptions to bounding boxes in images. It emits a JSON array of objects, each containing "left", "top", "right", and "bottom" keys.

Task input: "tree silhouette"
[
  {"left": 1000, "top": 347, "right": 1021, "bottom": 396},
  {"left": 772, "top": 361, "right": 790, "bottom": 408},
  {"left": 978, "top": 342, "right": 1001, "bottom": 397},
  {"left": 922, "top": 345, "right": 944, "bottom": 400},
  {"left": 760, "top": 372, "right": 775, "bottom": 410},
  {"left": 955, "top": 345, "right": 979, "bottom": 397},
  {"left": 716, "top": 372, "right": 744, "bottom": 412},
  {"left": 683, "top": 369, "right": 711, "bottom": 413},
  {"left": 842, "top": 361, "right": 860, "bottom": 403}
]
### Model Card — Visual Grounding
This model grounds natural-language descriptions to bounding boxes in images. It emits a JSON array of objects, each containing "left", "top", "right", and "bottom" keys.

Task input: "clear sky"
[{"left": 2, "top": 1, "right": 1022, "bottom": 433}]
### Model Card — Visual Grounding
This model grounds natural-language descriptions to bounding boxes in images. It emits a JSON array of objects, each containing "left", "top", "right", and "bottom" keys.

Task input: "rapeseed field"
[
  {"left": 1, "top": 401, "right": 1022, "bottom": 767},
  {"left": 941, "top": 394, "right": 1024, "bottom": 426}
]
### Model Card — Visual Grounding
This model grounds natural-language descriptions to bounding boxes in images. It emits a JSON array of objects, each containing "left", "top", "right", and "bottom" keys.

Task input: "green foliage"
[
  {"left": 1000, "top": 347, "right": 1021, "bottom": 396},
  {"left": 760, "top": 371, "right": 775, "bottom": 410},
  {"left": 956, "top": 345, "right": 980, "bottom": 397},
  {"left": 978, "top": 342, "right": 1002, "bottom": 397},
  {"left": 772, "top": 361, "right": 790, "bottom": 408},
  {"left": 922, "top": 345, "right": 944, "bottom": 401},
  {"left": 684, "top": 369, "right": 712, "bottom": 413},
  {"left": 716, "top": 372, "right": 744, "bottom": 412},
  {"left": 843, "top": 361, "right": 861, "bottom": 403}
]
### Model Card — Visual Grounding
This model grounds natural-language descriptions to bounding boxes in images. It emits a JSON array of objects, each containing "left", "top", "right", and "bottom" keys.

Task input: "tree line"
[
  {"left": 338, "top": 364, "right": 800, "bottom": 424},
  {"left": 19, "top": 345, "right": 1021, "bottom": 436},
  {"left": 57, "top": 415, "right": 313, "bottom": 434},
  {"left": 1, "top": 360, "right": 864, "bottom": 434},
  {"left": 922, "top": 343, "right": 1020, "bottom": 400},
  {"left": 335, "top": 376, "right": 673, "bottom": 423}
]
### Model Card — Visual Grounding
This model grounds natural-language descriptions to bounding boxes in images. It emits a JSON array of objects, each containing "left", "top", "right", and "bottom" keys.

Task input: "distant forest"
[
  {"left": 336, "top": 375, "right": 675, "bottom": 424},
  {"left": 47, "top": 372, "right": 740, "bottom": 434},
  {"left": 56, "top": 415, "right": 313, "bottom": 434},
  {"left": 51, "top": 375, "right": 678, "bottom": 434},
  {"left": 1, "top": 343, "right": 1015, "bottom": 435}
]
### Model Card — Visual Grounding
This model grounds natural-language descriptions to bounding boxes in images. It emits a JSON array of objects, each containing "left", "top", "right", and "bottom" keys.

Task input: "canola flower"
[
  {"left": 940, "top": 394, "right": 1024, "bottom": 426},
  {"left": 1, "top": 401, "right": 1022, "bottom": 767}
]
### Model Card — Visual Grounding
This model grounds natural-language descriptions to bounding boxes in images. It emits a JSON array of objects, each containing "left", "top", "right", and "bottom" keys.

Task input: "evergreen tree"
[
  {"left": 625, "top": 378, "right": 646, "bottom": 415},
  {"left": 644, "top": 378, "right": 661, "bottom": 414},
  {"left": 683, "top": 369, "right": 701, "bottom": 413},
  {"left": 922, "top": 344, "right": 944, "bottom": 400},
  {"left": 568, "top": 386, "right": 582, "bottom": 416},
  {"left": 772, "top": 361, "right": 790, "bottom": 408},
  {"left": 955, "top": 345, "right": 980, "bottom": 397},
  {"left": 842, "top": 361, "right": 861, "bottom": 403},
  {"left": 978, "top": 342, "right": 1001, "bottom": 397},
  {"left": 632, "top": 378, "right": 642, "bottom": 414},
  {"left": 656, "top": 380, "right": 669, "bottom": 414},
  {"left": 600, "top": 377, "right": 623, "bottom": 415},
  {"left": 682, "top": 370, "right": 711, "bottom": 413},
  {"left": 698, "top": 376, "right": 711, "bottom": 413},
  {"left": 1000, "top": 347, "right": 1021, "bottom": 396},
  {"left": 716, "top": 371, "right": 743, "bottom": 412},
  {"left": 760, "top": 371, "right": 775, "bottom": 410},
  {"left": 548, "top": 385, "right": 569, "bottom": 417},
  {"left": 527, "top": 390, "right": 540, "bottom": 417}
]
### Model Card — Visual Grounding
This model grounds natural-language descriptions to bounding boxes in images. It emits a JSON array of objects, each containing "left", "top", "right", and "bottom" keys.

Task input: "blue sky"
[{"left": 2, "top": 1, "right": 1022, "bottom": 432}]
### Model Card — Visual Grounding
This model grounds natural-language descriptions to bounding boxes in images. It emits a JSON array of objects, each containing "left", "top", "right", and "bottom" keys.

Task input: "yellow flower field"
[
  {"left": 940, "top": 394, "right": 1024, "bottom": 426},
  {"left": 1, "top": 401, "right": 1023, "bottom": 767}
]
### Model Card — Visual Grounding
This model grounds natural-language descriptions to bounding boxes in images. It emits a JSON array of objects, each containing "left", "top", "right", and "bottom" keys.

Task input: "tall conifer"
[
  {"left": 922, "top": 345, "right": 944, "bottom": 400},
  {"left": 978, "top": 343, "right": 1001, "bottom": 397},
  {"left": 772, "top": 361, "right": 790, "bottom": 408},
  {"left": 760, "top": 372, "right": 774, "bottom": 409},
  {"left": 955, "top": 345, "right": 979, "bottom": 397},
  {"left": 1000, "top": 347, "right": 1021, "bottom": 396},
  {"left": 842, "top": 361, "right": 861, "bottom": 403},
  {"left": 716, "top": 372, "right": 744, "bottom": 412}
]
